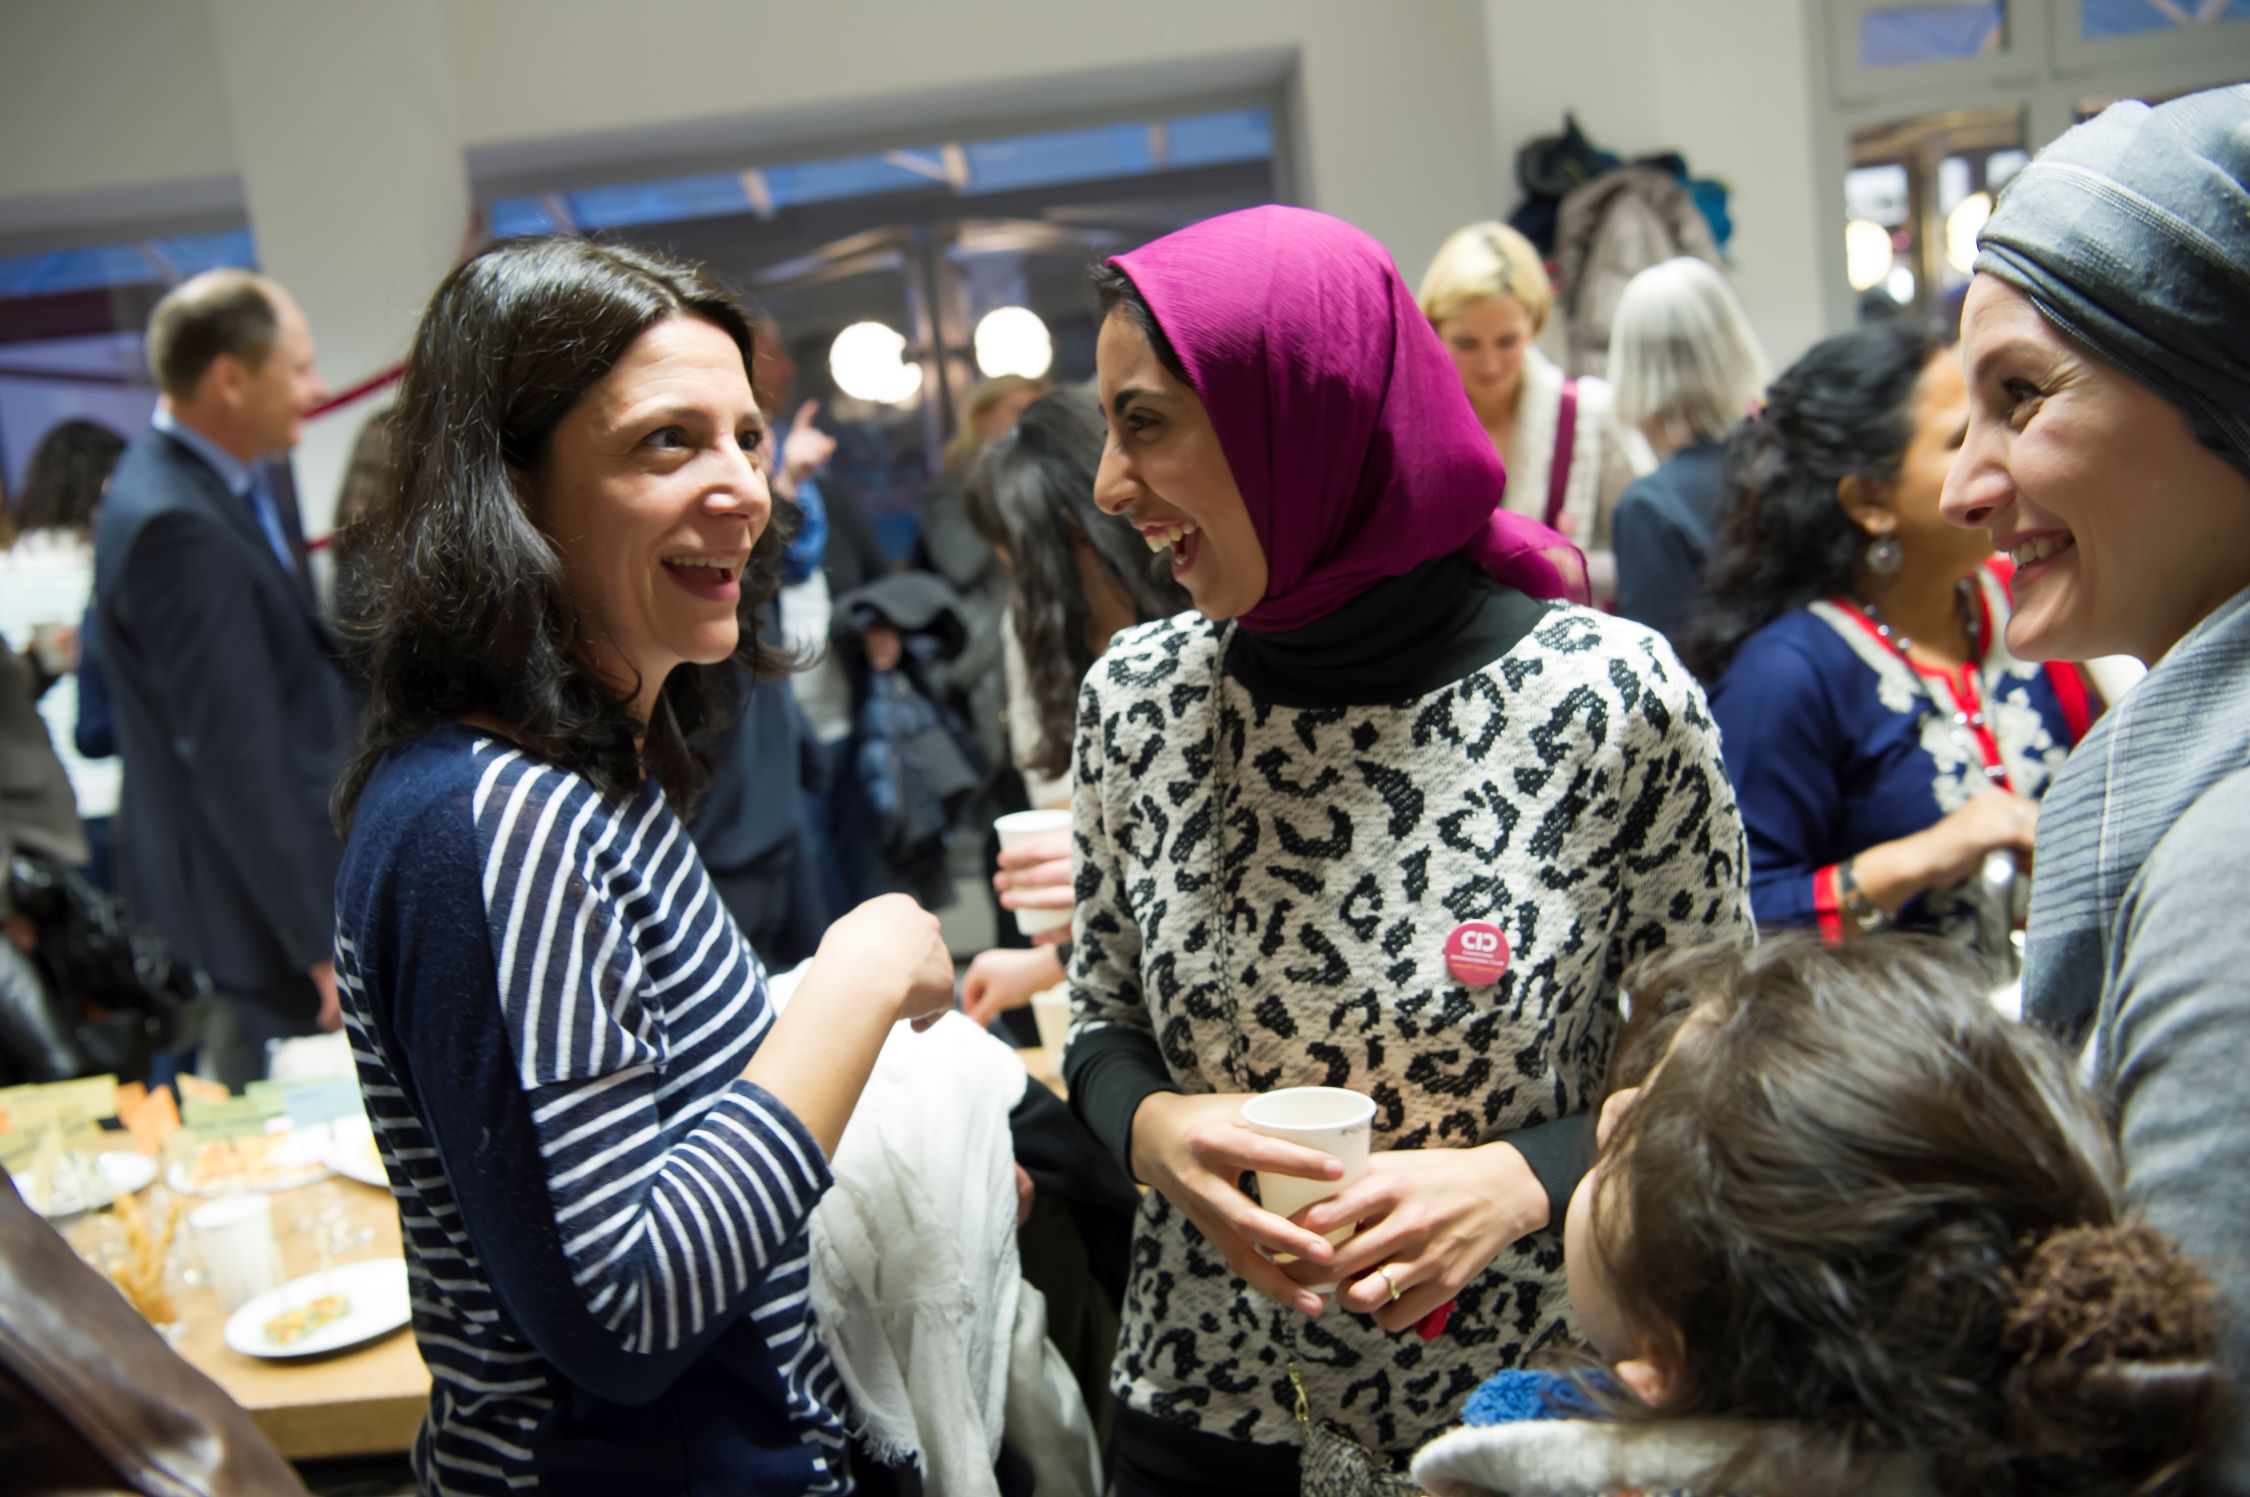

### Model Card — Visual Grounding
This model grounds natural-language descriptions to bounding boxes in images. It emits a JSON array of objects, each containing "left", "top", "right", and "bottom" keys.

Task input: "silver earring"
[{"left": 1866, "top": 532, "right": 1904, "bottom": 576}]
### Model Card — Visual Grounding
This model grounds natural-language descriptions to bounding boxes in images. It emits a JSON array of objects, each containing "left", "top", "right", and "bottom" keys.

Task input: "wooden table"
[
  {"left": 90, "top": 1048, "right": 1071, "bottom": 1464},
  {"left": 164, "top": 1175, "right": 430, "bottom": 1461}
]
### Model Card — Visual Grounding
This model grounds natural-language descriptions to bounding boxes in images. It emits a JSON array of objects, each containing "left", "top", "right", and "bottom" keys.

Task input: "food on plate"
[
  {"left": 109, "top": 1187, "right": 182, "bottom": 1325},
  {"left": 179, "top": 1133, "right": 321, "bottom": 1194},
  {"left": 263, "top": 1292, "right": 352, "bottom": 1347},
  {"left": 117, "top": 1084, "right": 181, "bottom": 1154}
]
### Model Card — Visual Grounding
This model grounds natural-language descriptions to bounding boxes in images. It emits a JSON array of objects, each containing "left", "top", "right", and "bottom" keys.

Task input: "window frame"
[
  {"left": 2053, "top": 0, "right": 2250, "bottom": 75},
  {"left": 1827, "top": 0, "right": 2049, "bottom": 105}
]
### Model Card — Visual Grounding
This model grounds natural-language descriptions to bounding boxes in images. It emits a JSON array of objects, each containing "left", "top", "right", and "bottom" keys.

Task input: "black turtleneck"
[
  {"left": 1067, "top": 552, "right": 1593, "bottom": 1228},
  {"left": 1223, "top": 553, "right": 1554, "bottom": 707}
]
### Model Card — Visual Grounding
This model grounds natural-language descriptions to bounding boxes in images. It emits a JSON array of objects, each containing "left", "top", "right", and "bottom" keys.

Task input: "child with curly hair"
[{"left": 1414, "top": 935, "right": 2229, "bottom": 1497}]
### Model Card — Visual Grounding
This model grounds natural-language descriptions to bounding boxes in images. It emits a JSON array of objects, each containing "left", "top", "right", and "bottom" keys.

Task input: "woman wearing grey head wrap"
[{"left": 1943, "top": 82, "right": 2250, "bottom": 1494}]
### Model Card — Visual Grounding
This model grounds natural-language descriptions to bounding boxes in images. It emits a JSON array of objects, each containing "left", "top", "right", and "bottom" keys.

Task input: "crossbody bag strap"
[
  {"left": 1205, "top": 629, "right": 1406, "bottom": 1492},
  {"left": 1542, "top": 378, "right": 1579, "bottom": 531}
]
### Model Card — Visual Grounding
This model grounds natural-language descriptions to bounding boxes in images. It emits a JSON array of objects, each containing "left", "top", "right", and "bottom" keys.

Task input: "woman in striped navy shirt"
[{"left": 331, "top": 238, "right": 955, "bottom": 1496}]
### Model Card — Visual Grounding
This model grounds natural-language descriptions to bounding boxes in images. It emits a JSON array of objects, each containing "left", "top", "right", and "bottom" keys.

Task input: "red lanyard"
[{"left": 1835, "top": 599, "right": 2016, "bottom": 795}]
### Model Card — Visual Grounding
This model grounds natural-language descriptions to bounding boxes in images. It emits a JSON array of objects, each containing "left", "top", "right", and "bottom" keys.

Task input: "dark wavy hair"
[
  {"left": 1590, "top": 936, "right": 2227, "bottom": 1495},
  {"left": 16, "top": 419, "right": 125, "bottom": 535},
  {"left": 963, "top": 391, "right": 1188, "bottom": 779},
  {"left": 1684, "top": 324, "right": 1937, "bottom": 681},
  {"left": 334, "top": 237, "right": 793, "bottom": 834}
]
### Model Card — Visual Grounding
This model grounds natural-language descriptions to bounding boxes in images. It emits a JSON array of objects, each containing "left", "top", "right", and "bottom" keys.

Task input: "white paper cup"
[
  {"left": 189, "top": 1194, "right": 283, "bottom": 1313},
  {"left": 1241, "top": 1087, "right": 1376, "bottom": 1290},
  {"left": 1029, "top": 986, "right": 1071, "bottom": 1054},
  {"left": 994, "top": 809, "right": 1074, "bottom": 937}
]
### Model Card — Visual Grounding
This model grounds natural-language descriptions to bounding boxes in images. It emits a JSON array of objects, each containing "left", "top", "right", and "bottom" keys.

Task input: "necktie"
[{"left": 244, "top": 474, "right": 296, "bottom": 573}]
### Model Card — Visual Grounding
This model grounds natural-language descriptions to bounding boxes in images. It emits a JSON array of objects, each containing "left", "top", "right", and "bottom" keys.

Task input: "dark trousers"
[
  {"left": 200, "top": 980, "right": 322, "bottom": 1091},
  {"left": 1114, "top": 1408, "right": 1300, "bottom": 1497},
  {"left": 80, "top": 816, "right": 114, "bottom": 895}
]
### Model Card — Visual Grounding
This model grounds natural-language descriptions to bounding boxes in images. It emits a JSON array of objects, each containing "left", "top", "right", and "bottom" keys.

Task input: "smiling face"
[
  {"left": 191, "top": 283, "right": 326, "bottom": 463},
  {"left": 1434, "top": 294, "right": 1536, "bottom": 413},
  {"left": 1093, "top": 310, "right": 1268, "bottom": 620},
  {"left": 1944, "top": 275, "right": 2250, "bottom": 663},
  {"left": 529, "top": 315, "right": 770, "bottom": 721}
]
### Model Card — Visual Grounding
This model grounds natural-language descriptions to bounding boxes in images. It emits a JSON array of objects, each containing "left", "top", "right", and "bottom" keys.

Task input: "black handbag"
[{"left": 5, "top": 854, "right": 208, "bottom": 1070}]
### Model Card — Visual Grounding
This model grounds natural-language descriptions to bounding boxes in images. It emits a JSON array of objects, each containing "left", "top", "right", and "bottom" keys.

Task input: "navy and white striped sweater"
[{"left": 335, "top": 725, "right": 850, "bottom": 1495}]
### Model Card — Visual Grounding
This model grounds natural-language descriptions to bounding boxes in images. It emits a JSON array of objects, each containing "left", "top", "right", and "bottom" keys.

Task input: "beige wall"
[
  {"left": 0, "top": 0, "right": 1496, "bottom": 281},
  {"left": 438, "top": 0, "right": 1495, "bottom": 279},
  {"left": 1480, "top": 0, "right": 1828, "bottom": 369},
  {"left": 0, "top": 0, "right": 1827, "bottom": 357},
  {"left": 0, "top": 0, "right": 236, "bottom": 220},
  {"left": 0, "top": 0, "right": 1504, "bottom": 525},
  {"left": 0, "top": 0, "right": 1839, "bottom": 487}
]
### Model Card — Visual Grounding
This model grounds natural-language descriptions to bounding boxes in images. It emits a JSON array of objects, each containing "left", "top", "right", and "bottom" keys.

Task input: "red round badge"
[{"left": 1444, "top": 922, "right": 1510, "bottom": 986}]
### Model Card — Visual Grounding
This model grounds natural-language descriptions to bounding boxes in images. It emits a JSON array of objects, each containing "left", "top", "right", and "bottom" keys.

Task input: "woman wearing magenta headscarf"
[
  {"left": 1061, "top": 205, "right": 1751, "bottom": 1492},
  {"left": 1942, "top": 83, "right": 2250, "bottom": 1493}
]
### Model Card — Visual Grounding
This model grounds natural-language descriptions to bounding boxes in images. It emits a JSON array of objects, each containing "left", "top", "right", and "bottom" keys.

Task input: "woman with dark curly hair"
[
  {"left": 0, "top": 419, "right": 128, "bottom": 881},
  {"left": 332, "top": 237, "right": 955, "bottom": 1496},
  {"left": 970, "top": 391, "right": 1186, "bottom": 797},
  {"left": 956, "top": 392, "right": 1189, "bottom": 1026},
  {"left": 14, "top": 418, "right": 125, "bottom": 536},
  {"left": 1693, "top": 323, "right": 2095, "bottom": 972},
  {"left": 1415, "top": 935, "right": 2228, "bottom": 1495}
]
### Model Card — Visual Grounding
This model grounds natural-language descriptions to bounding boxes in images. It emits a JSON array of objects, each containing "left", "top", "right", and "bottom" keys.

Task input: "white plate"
[
  {"left": 9, "top": 1150, "right": 157, "bottom": 1219},
  {"left": 223, "top": 1257, "right": 411, "bottom": 1359},
  {"left": 320, "top": 1117, "right": 389, "bottom": 1190},
  {"left": 166, "top": 1128, "right": 334, "bottom": 1197}
]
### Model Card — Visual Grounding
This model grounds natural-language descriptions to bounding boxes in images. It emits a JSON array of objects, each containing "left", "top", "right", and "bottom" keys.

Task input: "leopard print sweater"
[{"left": 1067, "top": 605, "right": 1752, "bottom": 1461}]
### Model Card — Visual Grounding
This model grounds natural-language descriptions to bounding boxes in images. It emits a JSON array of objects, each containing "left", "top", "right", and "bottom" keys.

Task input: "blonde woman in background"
[
  {"left": 1418, "top": 222, "right": 1645, "bottom": 601},
  {"left": 940, "top": 372, "right": 1050, "bottom": 476},
  {"left": 1607, "top": 258, "right": 1768, "bottom": 648}
]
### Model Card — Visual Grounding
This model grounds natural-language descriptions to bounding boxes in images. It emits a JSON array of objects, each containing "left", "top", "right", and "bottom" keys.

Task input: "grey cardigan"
[{"left": 2025, "top": 585, "right": 2250, "bottom": 1495}]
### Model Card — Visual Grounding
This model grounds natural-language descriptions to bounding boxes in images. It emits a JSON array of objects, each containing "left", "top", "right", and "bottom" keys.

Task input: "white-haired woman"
[
  {"left": 1418, "top": 223, "right": 1645, "bottom": 601},
  {"left": 1608, "top": 258, "right": 1768, "bottom": 647}
]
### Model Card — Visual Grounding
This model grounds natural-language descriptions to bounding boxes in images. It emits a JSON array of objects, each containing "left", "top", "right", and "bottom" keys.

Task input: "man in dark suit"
[{"left": 92, "top": 270, "right": 355, "bottom": 1088}]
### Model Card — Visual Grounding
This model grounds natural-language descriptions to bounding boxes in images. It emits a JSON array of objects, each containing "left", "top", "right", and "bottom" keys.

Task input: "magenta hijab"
[{"left": 1110, "top": 205, "right": 1587, "bottom": 632}]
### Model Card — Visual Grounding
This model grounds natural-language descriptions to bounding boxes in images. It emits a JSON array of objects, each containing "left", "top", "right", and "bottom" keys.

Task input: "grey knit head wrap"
[{"left": 1975, "top": 83, "right": 2250, "bottom": 480}]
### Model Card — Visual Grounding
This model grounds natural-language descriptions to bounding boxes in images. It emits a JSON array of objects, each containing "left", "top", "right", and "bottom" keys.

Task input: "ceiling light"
[
  {"left": 1845, "top": 218, "right": 1895, "bottom": 293},
  {"left": 973, "top": 306, "right": 1053, "bottom": 379},
  {"left": 828, "top": 321, "right": 922, "bottom": 405},
  {"left": 1945, "top": 191, "right": 1993, "bottom": 275}
]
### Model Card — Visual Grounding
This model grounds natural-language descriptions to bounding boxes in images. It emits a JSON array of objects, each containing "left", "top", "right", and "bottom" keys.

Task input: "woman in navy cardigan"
[
  {"left": 330, "top": 237, "right": 955, "bottom": 1497},
  {"left": 1690, "top": 324, "right": 2093, "bottom": 973}
]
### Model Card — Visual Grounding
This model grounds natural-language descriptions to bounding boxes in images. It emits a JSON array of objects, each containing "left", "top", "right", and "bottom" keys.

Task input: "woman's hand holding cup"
[
  {"left": 992, "top": 812, "right": 1075, "bottom": 945},
  {"left": 1129, "top": 1091, "right": 1341, "bottom": 1317},
  {"left": 1284, "top": 1143, "right": 1548, "bottom": 1334}
]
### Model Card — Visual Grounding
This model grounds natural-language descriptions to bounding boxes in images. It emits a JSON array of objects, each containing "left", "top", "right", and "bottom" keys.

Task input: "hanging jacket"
[
  {"left": 833, "top": 574, "right": 985, "bottom": 906},
  {"left": 1554, "top": 166, "right": 1723, "bottom": 378}
]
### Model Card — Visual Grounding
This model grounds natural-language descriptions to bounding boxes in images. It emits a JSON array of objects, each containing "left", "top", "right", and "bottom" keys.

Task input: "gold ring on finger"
[{"left": 1377, "top": 1265, "right": 1402, "bottom": 1303}]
